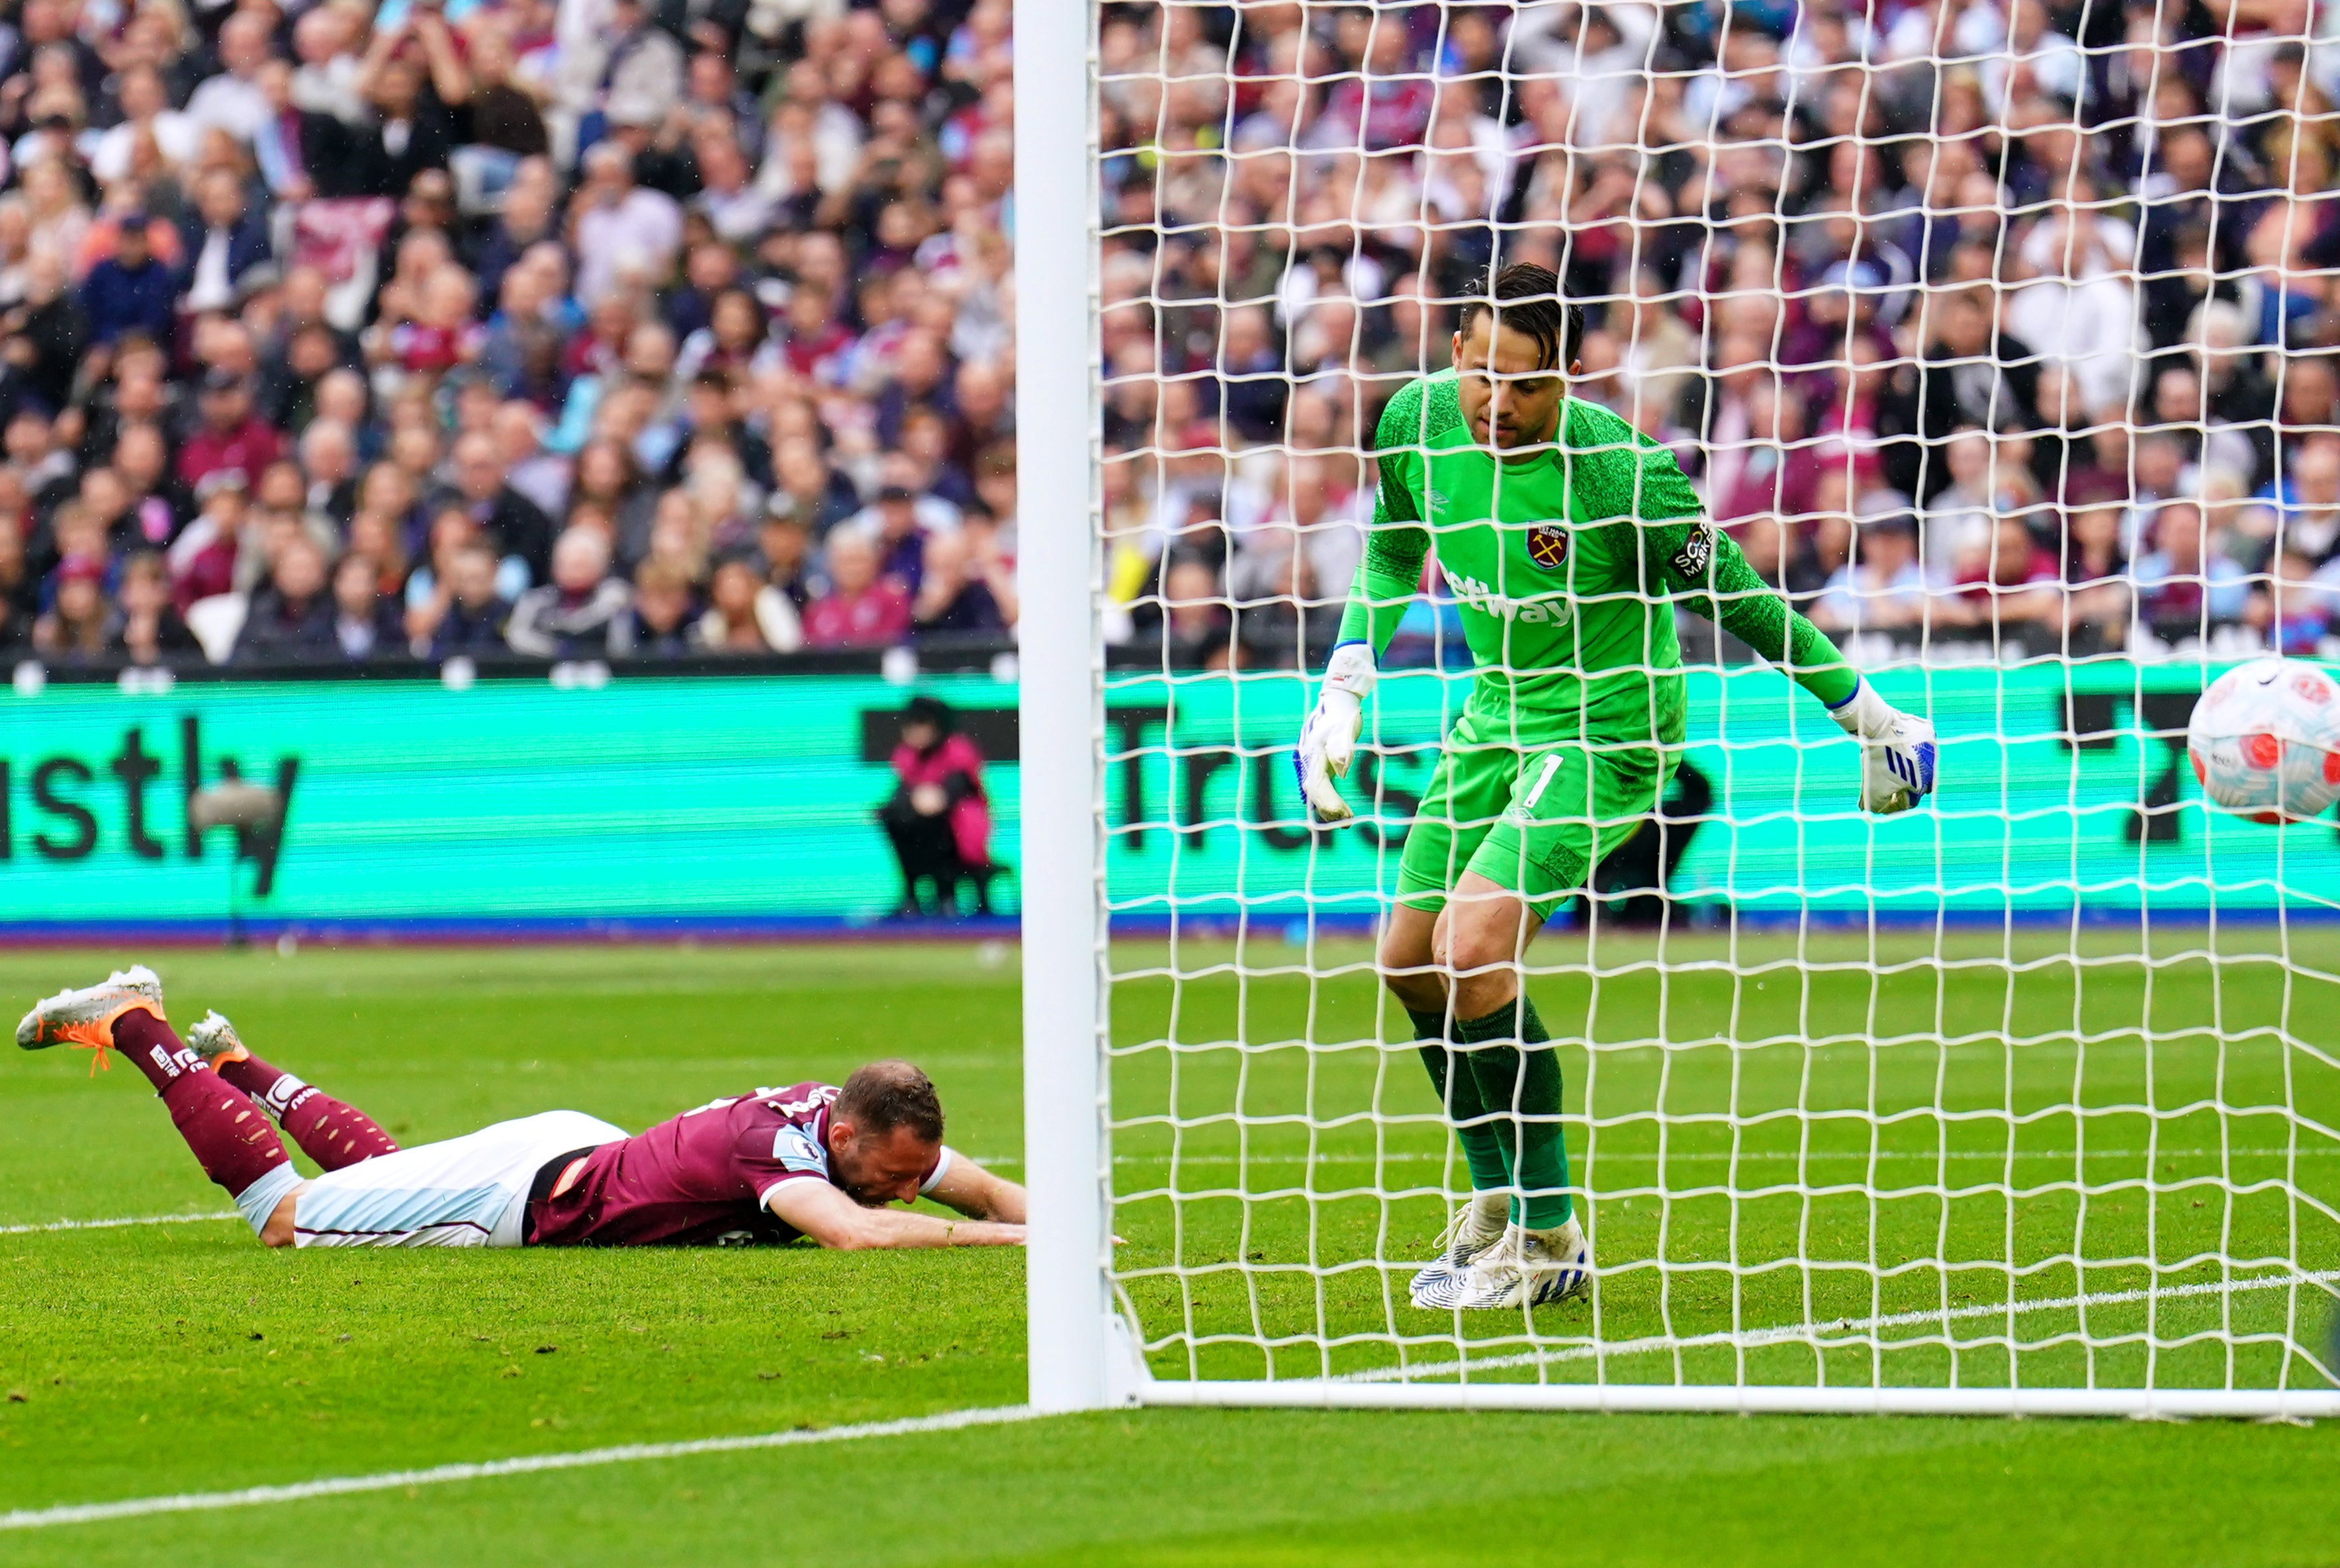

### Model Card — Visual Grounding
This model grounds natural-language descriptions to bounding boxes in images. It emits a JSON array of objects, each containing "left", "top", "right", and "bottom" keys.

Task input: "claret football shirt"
[{"left": 526, "top": 1082, "right": 952, "bottom": 1247}]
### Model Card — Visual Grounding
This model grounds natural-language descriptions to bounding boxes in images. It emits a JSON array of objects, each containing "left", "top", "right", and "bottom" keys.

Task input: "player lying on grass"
[
  {"left": 1296, "top": 262, "right": 1936, "bottom": 1313},
  {"left": 17, "top": 967, "right": 1026, "bottom": 1251}
]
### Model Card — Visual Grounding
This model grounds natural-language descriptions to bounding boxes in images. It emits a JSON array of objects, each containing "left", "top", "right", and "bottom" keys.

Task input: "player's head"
[
  {"left": 1452, "top": 262, "right": 1582, "bottom": 452},
  {"left": 825, "top": 1059, "right": 946, "bottom": 1207}
]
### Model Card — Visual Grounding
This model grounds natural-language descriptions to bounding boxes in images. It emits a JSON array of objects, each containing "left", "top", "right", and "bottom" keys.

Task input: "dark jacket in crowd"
[
  {"left": 425, "top": 595, "right": 513, "bottom": 659},
  {"left": 79, "top": 255, "right": 178, "bottom": 345},
  {"left": 173, "top": 210, "right": 275, "bottom": 300},
  {"left": 233, "top": 589, "right": 338, "bottom": 664}
]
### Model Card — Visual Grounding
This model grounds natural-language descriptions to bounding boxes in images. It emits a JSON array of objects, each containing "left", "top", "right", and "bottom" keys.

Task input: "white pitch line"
[
  {"left": 0, "top": 1404, "right": 1045, "bottom": 1532},
  {"left": 1048, "top": 1148, "right": 2335, "bottom": 1168},
  {"left": 0, "top": 1211, "right": 239, "bottom": 1237},
  {"left": 1333, "top": 1268, "right": 2340, "bottom": 1385}
]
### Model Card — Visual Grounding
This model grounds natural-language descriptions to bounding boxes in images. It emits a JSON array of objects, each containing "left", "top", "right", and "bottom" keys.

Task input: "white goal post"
[{"left": 1017, "top": 0, "right": 2340, "bottom": 1418}]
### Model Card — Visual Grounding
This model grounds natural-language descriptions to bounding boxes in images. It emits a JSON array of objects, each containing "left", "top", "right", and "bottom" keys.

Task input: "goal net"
[{"left": 1016, "top": 0, "right": 2340, "bottom": 1415}]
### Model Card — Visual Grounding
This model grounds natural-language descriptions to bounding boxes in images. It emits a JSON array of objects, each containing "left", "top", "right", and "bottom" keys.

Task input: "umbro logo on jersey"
[
  {"left": 1526, "top": 522, "right": 1570, "bottom": 571},
  {"left": 1427, "top": 489, "right": 1451, "bottom": 511}
]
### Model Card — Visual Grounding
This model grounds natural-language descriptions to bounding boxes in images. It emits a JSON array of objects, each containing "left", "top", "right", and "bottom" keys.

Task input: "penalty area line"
[
  {"left": 0, "top": 1211, "right": 240, "bottom": 1237},
  {"left": 0, "top": 1405, "right": 1046, "bottom": 1532},
  {"left": 1335, "top": 1268, "right": 2340, "bottom": 1385}
]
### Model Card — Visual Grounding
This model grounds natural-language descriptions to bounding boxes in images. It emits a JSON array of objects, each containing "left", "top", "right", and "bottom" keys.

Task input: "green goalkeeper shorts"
[{"left": 1395, "top": 708, "right": 1678, "bottom": 921}]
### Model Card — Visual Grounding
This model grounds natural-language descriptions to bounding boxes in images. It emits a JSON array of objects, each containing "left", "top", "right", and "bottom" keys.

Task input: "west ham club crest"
[{"left": 1526, "top": 521, "right": 1570, "bottom": 571}]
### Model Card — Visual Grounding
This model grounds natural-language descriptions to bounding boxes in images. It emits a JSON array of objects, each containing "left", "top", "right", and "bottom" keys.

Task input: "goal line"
[
  {"left": 1328, "top": 1266, "right": 2340, "bottom": 1385},
  {"left": 1116, "top": 1268, "right": 2340, "bottom": 1417}
]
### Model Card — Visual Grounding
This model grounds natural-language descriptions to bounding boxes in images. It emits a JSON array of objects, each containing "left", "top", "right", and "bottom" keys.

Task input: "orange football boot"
[{"left": 15, "top": 967, "right": 168, "bottom": 1073}]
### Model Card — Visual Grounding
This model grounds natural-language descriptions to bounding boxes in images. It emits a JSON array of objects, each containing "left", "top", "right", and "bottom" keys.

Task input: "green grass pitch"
[{"left": 0, "top": 939, "right": 2334, "bottom": 1567}]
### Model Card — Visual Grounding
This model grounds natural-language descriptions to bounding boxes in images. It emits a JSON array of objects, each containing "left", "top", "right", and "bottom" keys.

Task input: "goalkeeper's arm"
[
  {"left": 1294, "top": 380, "right": 1433, "bottom": 825},
  {"left": 1648, "top": 519, "right": 1936, "bottom": 814},
  {"left": 1292, "top": 426, "right": 1433, "bottom": 830}
]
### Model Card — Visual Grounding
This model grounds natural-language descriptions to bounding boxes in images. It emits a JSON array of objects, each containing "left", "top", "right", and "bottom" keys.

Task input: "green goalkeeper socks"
[
  {"left": 1453, "top": 996, "right": 1575, "bottom": 1229},
  {"left": 1405, "top": 1006, "right": 1511, "bottom": 1196}
]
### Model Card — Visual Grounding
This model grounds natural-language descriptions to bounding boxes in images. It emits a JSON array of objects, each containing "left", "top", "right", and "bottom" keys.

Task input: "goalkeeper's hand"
[
  {"left": 1294, "top": 640, "right": 1375, "bottom": 825},
  {"left": 1828, "top": 678, "right": 1936, "bottom": 814}
]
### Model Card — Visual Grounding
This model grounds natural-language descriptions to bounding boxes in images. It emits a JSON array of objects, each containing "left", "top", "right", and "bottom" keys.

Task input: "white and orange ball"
[{"left": 2187, "top": 658, "right": 2340, "bottom": 823}]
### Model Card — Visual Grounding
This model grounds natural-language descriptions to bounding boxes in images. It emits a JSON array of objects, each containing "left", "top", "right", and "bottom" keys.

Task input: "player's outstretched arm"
[
  {"left": 1649, "top": 517, "right": 1937, "bottom": 814},
  {"left": 762, "top": 1176, "right": 1026, "bottom": 1250},
  {"left": 1596, "top": 422, "right": 1936, "bottom": 814},
  {"left": 926, "top": 1155, "right": 1026, "bottom": 1224}
]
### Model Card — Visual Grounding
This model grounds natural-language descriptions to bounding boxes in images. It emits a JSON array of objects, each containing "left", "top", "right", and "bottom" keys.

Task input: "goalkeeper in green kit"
[{"left": 1295, "top": 263, "right": 1937, "bottom": 1312}]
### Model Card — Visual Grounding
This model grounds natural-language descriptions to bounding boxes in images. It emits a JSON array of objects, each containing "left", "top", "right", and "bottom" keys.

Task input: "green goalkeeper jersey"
[{"left": 1335, "top": 371, "right": 1860, "bottom": 741}]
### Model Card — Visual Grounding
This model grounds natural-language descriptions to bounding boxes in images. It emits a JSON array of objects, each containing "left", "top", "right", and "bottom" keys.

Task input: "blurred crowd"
[
  {"left": 20, "top": 0, "right": 2340, "bottom": 675},
  {"left": 0, "top": 0, "right": 1018, "bottom": 669},
  {"left": 1100, "top": 0, "right": 2340, "bottom": 670}
]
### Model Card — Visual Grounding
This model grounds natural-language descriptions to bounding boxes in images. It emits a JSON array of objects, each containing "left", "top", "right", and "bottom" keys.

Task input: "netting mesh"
[{"left": 1087, "top": 1, "right": 2340, "bottom": 1398}]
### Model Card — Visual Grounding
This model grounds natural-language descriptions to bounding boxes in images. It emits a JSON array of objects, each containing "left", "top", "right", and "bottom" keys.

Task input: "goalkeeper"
[{"left": 1295, "top": 263, "right": 1936, "bottom": 1313}]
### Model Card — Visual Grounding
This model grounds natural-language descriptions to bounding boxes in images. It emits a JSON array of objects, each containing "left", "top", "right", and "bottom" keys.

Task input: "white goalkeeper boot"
[
  {"left": 1407, "top": 1194, "right": 1508, "bottom": 1307},
  {"left": 1427, "top": 1218, "right": 1592, "bottom": 1311}
]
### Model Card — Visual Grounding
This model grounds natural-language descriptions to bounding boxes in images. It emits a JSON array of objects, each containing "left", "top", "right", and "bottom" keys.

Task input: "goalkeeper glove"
[
  {"left": 1828, "top": 677, "right": 1936, "bottom": 814},
  {"left": 1294, "top": 640, "right": 1375, "bottom": 825}
]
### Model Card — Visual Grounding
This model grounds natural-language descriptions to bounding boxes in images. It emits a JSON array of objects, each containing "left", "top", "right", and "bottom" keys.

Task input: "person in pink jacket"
[{"left": 878, "top": 695, "right": 1000, "bottom": 917}]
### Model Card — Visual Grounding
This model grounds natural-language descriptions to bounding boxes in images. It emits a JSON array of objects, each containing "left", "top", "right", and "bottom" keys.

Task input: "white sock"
[{"left": 1467, "top": 1190, "right": 1509, "bottom": 1235}]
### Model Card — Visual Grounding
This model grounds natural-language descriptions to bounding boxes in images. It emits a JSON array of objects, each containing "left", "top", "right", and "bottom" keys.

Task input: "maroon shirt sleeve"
[{"left": 736, "top": 1106, "right": 833, "bottom": 1203}]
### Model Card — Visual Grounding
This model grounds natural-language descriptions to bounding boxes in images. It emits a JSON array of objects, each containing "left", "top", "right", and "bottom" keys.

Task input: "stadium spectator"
[
  {"left": 2245, "top": 432, "right": 2340, "bottom": 568},
  {"left": 506, "top": 528, "right": 633, "bottom": 660},
  {"left": 412, "top": 542, "right": 512, "bottom": 659},
  {"left": 624, "top": 559, "right": 699, "bottom": 660},
  {"left": 1952, "top": 515, "right": 2063, "bottom": 640},
  {"left": 0, "top": 514, "right": 31, "bottom": 650},
  {"left": 803, "top": 531, "right": 911, "bottom": 649},
  {"left": 913, "top": 514, "right": 1016, "bottom": 637},
  {"left": 2133, "top": 502, "right": 2251, "bottom": 638},
  {"left": 328, "top": 550, "right": 404, "bottom": 663},
  {"left": 111, "top": 550, "right": 199, "bottom": 666},
  {"left": 234, "top": 535, "right": 337, "bottom": 664},
  {"left": 77, "top": 211, "right": 175, "bottom": 347},
  {"left": 2245, "top": 544, "right": 2337, "bottom": 655},
  {"left": 177, "top": 169, "right": 275, "bottom": 315},
  {"left": 1811, "top": 516, "right": 1931, "bottom": 637},
  {"left": 1155, "top": 552, "right": 1237, "bottom": 670},
  {"left": 694, "top": 556, "right": 776, "bottom": 654},
  {"left": 32, "top": 554, "right": 110, "bottom": 665},
  {"left": 179, "top": 372, "right": 283, "bottom": 497},
  {"left": 2063, "top": 500, "right": 2134, "bottom": 649},
  {"left": 445, "top": 429, "right": 558, "bottom": 584}
]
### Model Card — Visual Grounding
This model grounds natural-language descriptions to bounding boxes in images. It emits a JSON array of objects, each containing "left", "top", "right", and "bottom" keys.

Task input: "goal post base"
[{"left": 1133, "top": 1380, "right": 2340, "bottom": 1420}]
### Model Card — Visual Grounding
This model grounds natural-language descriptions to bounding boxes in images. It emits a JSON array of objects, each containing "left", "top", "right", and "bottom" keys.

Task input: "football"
[{"left": 2186, "top": 658, "right": 2340, "bottom": 823}]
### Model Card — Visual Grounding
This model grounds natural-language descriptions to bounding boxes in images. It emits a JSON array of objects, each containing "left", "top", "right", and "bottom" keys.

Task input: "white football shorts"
[{"left": 291, "top": 1109, "right": 628, "bottom": 1248}]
